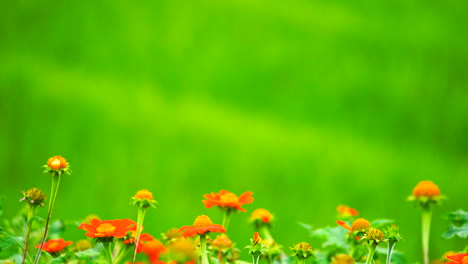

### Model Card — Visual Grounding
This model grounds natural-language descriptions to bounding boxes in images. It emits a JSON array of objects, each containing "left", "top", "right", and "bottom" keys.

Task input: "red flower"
[
  {"left": 179, "top": 215, "right": 226, "bottom": 238},
  {"left": 78, "top": 218, "right": 135, "bottom": 238},
  {"left": 36, "top": 238, "right": 72, "bottom": 253},
  {"left": 446, "top": 252, "right": 468, "bottom": 264},
  {"left": 203, "top": 190, "right": 253, "bottom": 212}
]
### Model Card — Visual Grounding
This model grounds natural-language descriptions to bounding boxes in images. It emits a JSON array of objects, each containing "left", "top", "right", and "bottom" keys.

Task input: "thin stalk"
[
  {"left": 200, "top": 234, "right": 209, "bottom": 264},
  {"left": 421, "top": 208, "right": 432, "bottom": 264},
  {"left": 259, "top": 225, "right": 274, "bottom": 241},
  {"left": 386, "top": 241, "right": 396, "bottom": 264},
  {"left": 34, "top": 174, "right": 61, "bottom": 264},
  {"left": 21, "top": 205, "right": 36, "bottom": 264},
  {"left": 131, "top": 208, "right": 147, "bottom": 264},
  {"left": 365, "top": 245, "right": 377, "bottom": 264},
  {"left": 222, "top": 210, "right": 232, "bottom": 231}
]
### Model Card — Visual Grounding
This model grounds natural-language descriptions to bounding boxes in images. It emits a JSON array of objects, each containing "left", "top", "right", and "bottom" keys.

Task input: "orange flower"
[
  {"left": 47, "top": 156, "right": 68, "bottom": 170},
  {"left": 141, "top": 239, "right": 167, "bottom": 264},
  {"left": 212, "top": 234, "right": 233, "bottom": 249},
  {"left": 351, "top": 218, "right": 370, "bottom": 232},
  {"left": 446, "top": 252, "right": 468, "bottom": 264},
  {"left": 337, "top": 205, "right": 359, "bottom": 217},
  {"left": 179, "top": 215, "right": 226, "bottom": 238},
  {"left": 337, "top": 218, "right": 370, "bottom": 232},
  {"left": 135, "top": 190, "right": 154, "bottom": 200},
  {"left": 250, "top": 209, "right": 273, "bottom": 223},
  {"left": 203, "top": 190, "right": 253, "bottom": 212},
  {"left": 413, "top": 181, "right": 441, "bottom": 197},
  {"left": 36, "top": 238, "right": 72, "bottom": 253},
  {"left": 78, "top": 218, "right": 136, "bottom": 238}
]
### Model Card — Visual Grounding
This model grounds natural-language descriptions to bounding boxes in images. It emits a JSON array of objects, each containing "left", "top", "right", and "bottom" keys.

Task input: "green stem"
[
  {"left": 21, "top": 205, "right": 36, "bottom": 264},
  {"left": 386, "top": 241, "right": 396, "bottom": 264},
  {"left": 132, "top": 208, "right": 147, "bottom": 264},
  {"left": 365, "top": 245, "right": 377, "bottom": 264},
  {"left": 103, "top": 242, "right": 114, "bottom": 264},
  {"left": 222, "top": 210, "right": 232, "bottom": 231},
  {"left": 297, "top": 259, "right": 305, "bottom": 264},
  {"left": 259, "top": 225, "right": 274, "bottom": 241},
  {"left": 252, "top": 254, "right": 261, "bottom": 264},
  {"left": 200, "top": 234, "right": 209, "bottom": 264},
  {"left": 34, "top": 174, "right": 61, "bottom": 264},
  {"left": 422, "top": 208, "right": 432, "bottom": 264}
]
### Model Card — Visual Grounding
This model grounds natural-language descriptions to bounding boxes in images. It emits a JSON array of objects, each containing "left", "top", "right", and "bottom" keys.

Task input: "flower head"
[
  {"left": 36, "top": 238, "right": 72, "bottom": 253},
  {"left": 290, "top": 242, "right": 314, "bottom": 260},
  {"left": 331, "top": 254, "right": 355, "bottom": 264},
  {"left": 337, "top": 205, "right": 359, "bottom": 217},
  {"left": 250, "top": 209, "right": 273, "bottom": 224},
  {"left": 44, "top": 156, "right": 71, "bottom": 176},
  {"left": 162, "top": 228, "right": 183, "bottom": 243},
  {"left": 446, "top": 252, "right": 468, "bottom": 264},
  {"left": 178, "top": 215, "right": 226, "bottom": 238},
  {"left": 363, "top": 228, "right": 385, "bottom": 246},
  {"left": 168, "top": 239, "right": 197, "bottom": 263},
  {"left": 131, "top": 189, "right": 158, "bottom": 209},
  {"left": 78, "top": 218, "right": 136, "bottom": 239},
  {"left": 73, "top": 240, "right": 92, "bottom": 252},
  {"left": 253, "top": 232, "right": 261, "bottom": 245},
  {"left": 413, "top": 181, "right": 441, "bottom": 197},
  {"left": 408, "top": 180, "right": 444, "bottom": 207},
  {"left": 203, "top": 190, "right": 253, "bottom": 212},
  {"left": 141, "top": 239, "right": 167, "bottom": 264},
  {"left": 351, "top": 218, "right": 370, "bottom": 232},
  {"left": 20, "top": 188, "right": 46, "bottom": 207},
  {"left": 212, "top": 234, "right": 234, "bottom": 249},
  {"left": 247, "top": 232, "right": 265, "bottom": 256}
]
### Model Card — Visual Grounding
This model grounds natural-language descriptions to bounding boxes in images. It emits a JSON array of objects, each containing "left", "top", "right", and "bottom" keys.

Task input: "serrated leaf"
[
  {"left": 444, "top": 209, "right": 468, "bottom": 225},
  {"left": 442, "top": 224, "right": 468, "bottom": 239}
]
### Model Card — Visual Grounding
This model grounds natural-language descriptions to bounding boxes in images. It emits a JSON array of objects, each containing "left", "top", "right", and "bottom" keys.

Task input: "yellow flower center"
[
  {"left": 351, "top": 218, "right": 370, "bottom": 232},
  {"left": 220, "top": 193, "right": 238, "bottom": 204},
  {"left": 51, "top": 158, "right": 61, "bottom": 168},
  {"left": 135, "top": 190, "right": 154, "bottom": 200},
  {"left": 96, "top": 223, "right": 116, "bottom": 235},
  {"left": 366, "top": 228, "right": 385, "bottom": 241},
  {"left": 193, "top": 215, "right": 214, "bottom": 228}
]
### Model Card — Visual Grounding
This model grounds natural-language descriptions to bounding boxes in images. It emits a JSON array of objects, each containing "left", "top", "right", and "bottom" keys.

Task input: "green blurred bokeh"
[{"left": 0, "top": 0, "right": 467, "bottom": 262}]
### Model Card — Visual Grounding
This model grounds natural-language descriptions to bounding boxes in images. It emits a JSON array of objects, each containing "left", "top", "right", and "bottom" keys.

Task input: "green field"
[{"left": 1, "top": 0, "right": 467, "bottom": 262}]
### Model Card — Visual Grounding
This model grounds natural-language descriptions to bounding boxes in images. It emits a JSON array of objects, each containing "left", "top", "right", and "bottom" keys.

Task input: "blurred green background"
[{"left": 0, "top": 0, "right": 467, "bottom": 262}]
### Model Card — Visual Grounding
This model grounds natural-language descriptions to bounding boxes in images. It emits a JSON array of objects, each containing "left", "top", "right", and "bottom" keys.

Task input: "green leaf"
[
  {"left": 0, "top": 229, "right": 24, "bottom": 250},
  {"left": 370, "top": 219, "right": 394, "bottom": 228},
  {"left": 75, "top": 244, "right": 103, "bottom": 259},
  {"left": 51, "top": 252, "right": 74, "bottom": 264},
  {"left": 28, "top": 216, "right": 45, "bottom": 225},
  {"left": 444, "top": 209, "right": 468, "bottom": 225},
  {"left": 442, "top": 223, "right": 468, "bottom": 239}
]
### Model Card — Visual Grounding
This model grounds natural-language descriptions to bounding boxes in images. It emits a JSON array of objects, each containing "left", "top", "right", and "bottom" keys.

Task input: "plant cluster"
[{"left": 0, "top": 156, "right": 466, "bottom": 264}]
